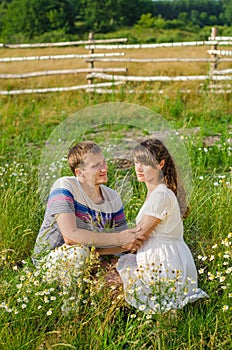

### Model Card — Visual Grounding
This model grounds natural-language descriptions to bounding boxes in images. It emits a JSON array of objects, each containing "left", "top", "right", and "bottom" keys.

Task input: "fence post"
[
  {"left": 87, "top": 32, "right": 94, "bottom": 86},
  {"left": 210, "top": 27, "right": 218, "bottom": 89}
]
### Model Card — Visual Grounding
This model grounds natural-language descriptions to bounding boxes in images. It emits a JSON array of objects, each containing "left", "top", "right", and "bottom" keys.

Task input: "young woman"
[{"left": 117, "top": 139, "right": 208, "bottom": 314}]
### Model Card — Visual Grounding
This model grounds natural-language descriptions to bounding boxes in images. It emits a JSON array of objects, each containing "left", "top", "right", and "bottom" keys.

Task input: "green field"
[{"left": 0, "top": 52, "right": 232, "bottom": 350}]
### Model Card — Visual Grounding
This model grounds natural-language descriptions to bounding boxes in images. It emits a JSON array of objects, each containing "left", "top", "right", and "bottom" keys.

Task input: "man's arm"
[
  {"left": 56, "top": 212, "right": 141, "bottom": 248},
  {"left": 95, "top": 247, "right": 125, "bottom": 255}
]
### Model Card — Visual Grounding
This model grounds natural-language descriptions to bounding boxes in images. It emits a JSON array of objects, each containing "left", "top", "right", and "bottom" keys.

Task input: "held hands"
[{"left": 120, "top": 226, "right": 144, "bottom": 253}]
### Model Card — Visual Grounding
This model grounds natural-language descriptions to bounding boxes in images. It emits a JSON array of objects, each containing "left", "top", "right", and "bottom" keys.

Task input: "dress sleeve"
[
  {"left": 143, "top": 190, "right": 173, "bottom": 220},
  {"left": 47, "top": 178, "right": 75, "bottom": 216}
]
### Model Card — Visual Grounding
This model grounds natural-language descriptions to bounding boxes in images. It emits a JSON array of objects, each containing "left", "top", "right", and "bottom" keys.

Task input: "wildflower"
[
  {"left": 128, "top": 289, "right": 134, "bottom": 294},
  {"left": 46, "top": 309, "right": 52, "bottom": 316},
  {"left": 222, "top": 305, "right": 228, "bottom": 312},
  {"left": 21, "top": 304, "right": 27, "bottom": 309},
  {"left": 223, "top": 254, "right": 230, "bottom": 259},
  {"left": 221, "top": 238, "right": 231, "bottom": 247},
  {"left": 130, "top": 314, "right": 137, "bottom": 318},
  {"left": 219, "top": 276, "right": 226, "bottom": 283},
  {"left": 208, "top": 272, "right": 215, "bottom": 281},
  {"left": 209, "top": 255, "right": 215, "bottom": 261},
  {"left": 198, "top": 268, "right": 204, "bottom": 274},
  {"left": 212, "top": 244, "right": 218, "bottom": 249},
  {"left": 139, "top": 305, "right": 146, "bottom": 311}
]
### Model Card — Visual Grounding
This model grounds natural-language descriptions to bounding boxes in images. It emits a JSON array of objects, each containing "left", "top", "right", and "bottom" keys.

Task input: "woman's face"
[{"left": 134, "top": 160, "right": 161, "bottom": 184}]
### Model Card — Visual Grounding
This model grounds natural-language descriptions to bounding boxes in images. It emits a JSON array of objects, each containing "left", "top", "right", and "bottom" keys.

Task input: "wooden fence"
[{"left": 0, "top": 27, "right": 232, "bottom": 95}]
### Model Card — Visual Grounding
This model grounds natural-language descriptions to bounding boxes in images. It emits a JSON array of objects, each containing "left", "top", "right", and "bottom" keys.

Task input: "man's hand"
[
  {"left": 121, "top": 238, "right": 144, "bottom": 253},
  {"left": 120, "top": 226, "right": 144, "bottom": 252}
]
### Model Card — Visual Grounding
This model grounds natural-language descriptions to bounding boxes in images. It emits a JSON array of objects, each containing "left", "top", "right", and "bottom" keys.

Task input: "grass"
[{"left": 0, "top": 43, "right": 232, "bottom": 349}]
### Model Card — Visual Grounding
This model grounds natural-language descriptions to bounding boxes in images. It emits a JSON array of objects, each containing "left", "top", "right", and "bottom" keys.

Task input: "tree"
[
  {"left": 79, "top": 0, "right": 122, "bottom": 33},
  {"left": 222, "top": 0, "right": 232, "bottom": 25},
  {"left": 118, "top": 0, "right": 153, "bottom": 26},
  {"left": 2, "top": 0, "right": 76, "bottom": 40},
  {"left": 79, "top": 0, "right": 153, "bottom": 32}
]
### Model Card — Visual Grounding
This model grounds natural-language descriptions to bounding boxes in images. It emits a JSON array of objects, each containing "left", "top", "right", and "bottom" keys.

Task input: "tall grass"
[{"left": 0, "top": 63, "right": 232, "bottom": 349}]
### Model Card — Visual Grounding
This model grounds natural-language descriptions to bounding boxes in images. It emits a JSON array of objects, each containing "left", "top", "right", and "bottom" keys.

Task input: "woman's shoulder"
[
  {"left": 150, "top": 184, "right": 176, "bottom": 206},
  {"left": 154, "top": 184, "right": 175, "bottom": 197}
]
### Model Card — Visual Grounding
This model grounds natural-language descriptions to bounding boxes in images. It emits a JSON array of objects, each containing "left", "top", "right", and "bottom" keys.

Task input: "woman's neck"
[{"left": 145, "top": 181, "right": 163, "bottom": 200}]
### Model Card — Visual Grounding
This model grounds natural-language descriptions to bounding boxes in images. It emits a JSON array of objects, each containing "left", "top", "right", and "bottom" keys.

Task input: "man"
[{"left": 33, "top": 141, "right": 142, "bottom": 265}]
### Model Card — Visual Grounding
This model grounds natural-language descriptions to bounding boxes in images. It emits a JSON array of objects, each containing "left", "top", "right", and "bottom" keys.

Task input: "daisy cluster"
[
  {"left": 0, "top": 161, "right": 29, "bottom": 188},
  {"left": 198, "top": 172, "right": 232, "bottom": 189},
  {"left": 197, "top": 232, "right": 232, "bottom": 313},
  {"left": 184, "top": 130, "right": 232, "bottom": 176},
  {"left": 0, "top": 246, "right": 103, "bottom": 318},
  {"left": 125, "top": 264, "right": 196, "bottom": 314}
]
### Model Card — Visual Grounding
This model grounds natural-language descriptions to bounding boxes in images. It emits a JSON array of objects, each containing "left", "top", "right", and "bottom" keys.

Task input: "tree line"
[{"left": 0, "top": 0, "right": 231, "bottom": 42}]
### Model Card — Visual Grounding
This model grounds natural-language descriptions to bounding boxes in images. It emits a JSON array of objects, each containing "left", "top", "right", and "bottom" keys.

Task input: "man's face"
[{"left": 79, "top": 151, "right": 108, "bottom": 186}]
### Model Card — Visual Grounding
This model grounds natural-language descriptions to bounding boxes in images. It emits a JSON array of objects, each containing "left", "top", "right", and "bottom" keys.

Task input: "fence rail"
[
  {"left": 0, "top": 52, "right": 125, "bottom": 63},
  {"left": 85, "top": 41, "right": 232, "bottom": 50},
  {"left": 87, "top": 72, "right": 232, "bottom": 82},
  {"left": 0, "top": 81, "right": 125, "bottom": 95},
  {"left": 0, "top": 27, "right": 231, "bottom": 95},
  {"left": 0, "top": 38, "right": 127, "bottom": 49},
  {"left": 207, "top": 49, "right": 232, "bottom": 56}
]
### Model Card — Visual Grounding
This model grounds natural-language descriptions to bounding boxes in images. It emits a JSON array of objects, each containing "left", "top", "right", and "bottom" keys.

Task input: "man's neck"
[{"left": 79, "top": 181, "right": 104, "bottom": 204}]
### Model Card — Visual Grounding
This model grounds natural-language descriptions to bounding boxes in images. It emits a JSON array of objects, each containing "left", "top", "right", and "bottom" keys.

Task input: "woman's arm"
[
  {"left": 96, "top": 216, "right": 161, "bottom": 254},
  {"left": 56, "top": 212, "right": 141, "bottom": 248},
  {"left": 136, "top": 215, "right": 161, "bottom": 241}
]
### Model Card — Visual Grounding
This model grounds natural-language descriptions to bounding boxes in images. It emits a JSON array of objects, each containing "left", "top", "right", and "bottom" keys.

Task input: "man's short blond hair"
[{"left": 68, "top": 141, "right": 102, "bottom": 175}]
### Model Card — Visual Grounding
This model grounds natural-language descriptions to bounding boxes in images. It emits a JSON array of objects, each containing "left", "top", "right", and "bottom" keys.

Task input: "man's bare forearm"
[{"left": 95, "top": 247, "right": 125, "bottom": 255}]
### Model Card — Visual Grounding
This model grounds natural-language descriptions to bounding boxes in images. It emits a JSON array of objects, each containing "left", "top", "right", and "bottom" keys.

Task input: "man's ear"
[
  {"left": 75, "top": 167, "right": 82, "bottom": 177},
  {"left": 159, "top": 159, "right": 165, "bottom": 169}
]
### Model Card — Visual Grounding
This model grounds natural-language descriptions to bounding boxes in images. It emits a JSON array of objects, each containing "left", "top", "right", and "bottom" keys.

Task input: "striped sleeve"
[
  {"left": 112, "top": 206, "right": 127, "bottom": 231},
  {"left": 48, "top": 188, "right": 75, "bottom": 216}
]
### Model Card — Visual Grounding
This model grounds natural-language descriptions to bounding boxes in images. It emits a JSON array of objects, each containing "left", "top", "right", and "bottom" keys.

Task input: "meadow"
[{"left": 0, "top": 44, "right": 231, "bottom": 349}]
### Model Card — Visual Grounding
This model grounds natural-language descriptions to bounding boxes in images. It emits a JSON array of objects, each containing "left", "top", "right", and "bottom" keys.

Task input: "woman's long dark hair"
[{"left": 134, "top": 139, "right": 189, "bottom": 217}]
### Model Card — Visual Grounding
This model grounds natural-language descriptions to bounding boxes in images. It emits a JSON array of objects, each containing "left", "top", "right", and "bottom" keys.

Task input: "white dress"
[{"left": 117, "top": 184, "right": 208, "bottom": 313}]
